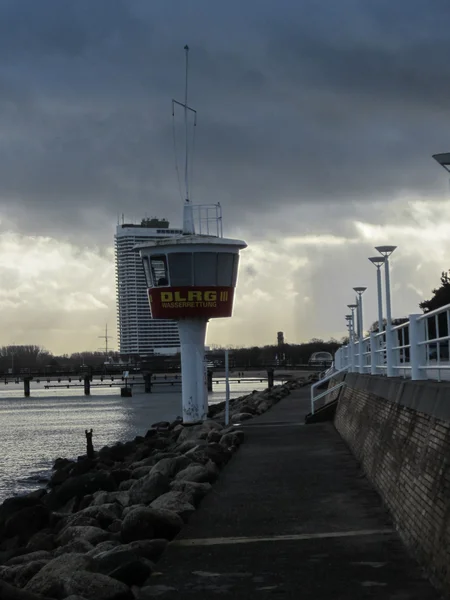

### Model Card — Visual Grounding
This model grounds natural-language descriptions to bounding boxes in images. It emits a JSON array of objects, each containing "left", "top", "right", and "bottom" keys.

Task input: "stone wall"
[{"left": 334, "top": 373, "right": 450, "bottom": 594}]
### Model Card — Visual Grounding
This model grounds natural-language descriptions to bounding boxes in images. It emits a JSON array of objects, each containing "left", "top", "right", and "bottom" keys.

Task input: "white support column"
[
  {"left": 178, "top": 319, "right": 208, "bottom": 423},
  {"left": 358, "top": 296, "right": 365, "bottom": 374},
  {"left": 370, "top": 332, "right": 377, "bottom": 375},
  {"left": 409, "top": 314, "right": 427, "bottom": 381},
  {"left": 385, "top": 256, "right": 394, "bottom": 377}
]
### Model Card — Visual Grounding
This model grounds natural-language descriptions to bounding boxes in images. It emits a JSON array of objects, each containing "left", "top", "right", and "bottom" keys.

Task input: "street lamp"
[
  {"left": 347, "top": 304, "right": 358, "bottom": 341},
  {"left": 353, "top": 287, "right": 367, "bottom": 374},
  {"left": 345, "top": 314, "right": 355, "bottom": 372},
  {"left": 368, "top": 256, "right": 386, "bottom": 334},
  {"left": 432, "top": 153, "right": 450, "bottom": 173},
  {"left": 375, "top": 246, "right": 397, "bottom": 377}
]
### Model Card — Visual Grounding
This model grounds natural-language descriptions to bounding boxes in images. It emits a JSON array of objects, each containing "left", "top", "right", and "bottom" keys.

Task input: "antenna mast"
[
  {"left": 172, "top": 45, "right": 197, "bottom": 234},
  {"left": 98, "top": 323, "right": 113, "bottom": 359}
]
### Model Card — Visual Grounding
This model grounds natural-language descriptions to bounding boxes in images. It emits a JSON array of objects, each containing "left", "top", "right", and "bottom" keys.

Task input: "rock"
[
  {"left": 45, "top": 472, "right": 117, "bottom": 510},
  {"left": 26, "top": 530, "right": 55, "bottom": 552},
  {"left": 150, "top": 492, "right": 195, "bottom": 523},
  {"left": 12, "top": 559, "right": 49, "bottom": 588},
  {"left": 219, "top": 432, "right": 243, "bottom": 448},
  {"left": 201, "top": 420, "right": 223, "bottom": 431},
  {"left": 175, "top": 425, "right": 204, "bottom": 443},
  {"left": 108, "top": 521, "right": 122, "bottom": 534},
  {"left": 64, "top": 570, "right": 133, "bottom": 600},
  {"left": 93, "top": 546, "right": 153, "bottom": 586},
  {"left": 0, "top": 495, "right": 44, "bottom": 529},
  {"left": 90, "top": 492, "right": 130, "bottom": 508},
  {"left": 87, "top": 541, "right": 121, "bottom": 558},
  {"left": 206, "top": 430, "right": 222, "bottom": 443},
  {"left": 118, "top": 481, "right": 134, "bottom": 491},
  {"left": 169, "top": 481, "right": 212, "bottom": 506},
  {"left": 64, "top": 596, "right": 89, "bottom": 600},
  {"left": 231, "top": 412, "right": 253, "bottom": 422},
  {"left": 6, "top": 551, "right": 52, "bottom": 566},
  {"left": 183, "top": 446, "right": 209, "bottom": 465},
  {"left": 4, "top": 505, "right": 50, "bottom": 543},
  {"left": 150, "top": 456, "right": 192, "bottom": 479},
  {"left": 130, "top": 467, "right": 152, "bottom": 480},
  {"left": 176, "top": 440, "right": 207, "bottom": 453},
  {"left": 129, "top": 472, "right": 169, "bottom": 505},
  {"left": 54, "top": 539, "right": 94, "bottom": 557},
  {"left": 110, "top": 470, "right": 132, "bottom": 486},
  {"left": 24, "top": 553, "right": 93, "bottom": 598},
  {"left": 55, "top": 516, "right": 99, "bottom": 532},
  {"left": 124, "top": 540, "right": 167, "bottom": 562},
  {"left": 174, "top": 461, "right": 219, "bottom": 484},
  {"left": 151, "top": 421, "right": 170, "bottom": 430},
  {"left": 71, "top": 505, "right": 122, "bottom": 528},
  {"left": 204, "top": 442, "right": 232, "bottom": 467},
  {"left": 0, "top": 579, "right": 55, "bottom": 600},
  {"left": 56, "top": 526, "right": 110, "bottom": 548},
  {"left": 121, "top": 507, "right": 183, "bottom": 543}
]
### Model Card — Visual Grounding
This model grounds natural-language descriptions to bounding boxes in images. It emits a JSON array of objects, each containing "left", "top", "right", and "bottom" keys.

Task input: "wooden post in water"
[
  {"left": 85, "top": 429, "right": 94, "bottom": 459},
  {"left": 144, "top": 373, "right": 152, "bottom": 393},
  {"left": 267, "top": 368, "right": 275, "bottom": 390},
  {"left": 207, "top": 369, "right": 213, "bottom": 392},
  {"left": 24, "top": 377, "right": 31, "bottom": 397},
  {"left": 84, "top": 375, "right": 90, "bottom": 396}
]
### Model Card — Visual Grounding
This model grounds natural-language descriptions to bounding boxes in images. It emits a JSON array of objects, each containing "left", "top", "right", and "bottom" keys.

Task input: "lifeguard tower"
[{"left": 136, "top": 47, "right": 247, "bottom": 423}]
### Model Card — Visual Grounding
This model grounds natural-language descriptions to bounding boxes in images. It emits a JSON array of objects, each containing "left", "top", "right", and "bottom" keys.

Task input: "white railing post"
[
  {"left": 349, "top": 335, "right": 355, "bottom": 373},
  {"left": 370, "top": 332, "right": 377, "bottom": 375},
  {"left": 409, "top": 313, "right": 427, "bottom": 381}
]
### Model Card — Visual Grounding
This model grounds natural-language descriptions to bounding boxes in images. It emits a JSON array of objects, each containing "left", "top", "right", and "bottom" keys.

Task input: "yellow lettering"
[
  {"left": 161, "top": 292, "right": 173, "bottom": 302},
  {"left": 188, "top": 291, "right": 202, "bottom": 301},
  {"left": 174, "top": 291, "right": 187, "bottom": 302},
  {"left": 204, "top": 291, "right": 217, "bottom": 301}
]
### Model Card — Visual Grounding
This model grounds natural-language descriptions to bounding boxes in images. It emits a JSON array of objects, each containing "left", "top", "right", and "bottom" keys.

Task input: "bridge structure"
[{"left": 0, "top": 364, "right": 322, "bottom": 398}]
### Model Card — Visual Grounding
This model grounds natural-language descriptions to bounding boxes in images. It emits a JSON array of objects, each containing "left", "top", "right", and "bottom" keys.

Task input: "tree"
[{"left": 420, "top": 271, "right": 450, "bottom": 313}]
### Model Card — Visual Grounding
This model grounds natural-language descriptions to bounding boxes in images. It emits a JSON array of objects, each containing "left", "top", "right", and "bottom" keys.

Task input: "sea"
[{"left": 0, "top": 379, "right": 268, "bottom": 502}]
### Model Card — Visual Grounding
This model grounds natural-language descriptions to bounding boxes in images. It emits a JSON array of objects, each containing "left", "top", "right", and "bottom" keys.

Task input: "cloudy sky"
[{"left": 1, "top": 0, "right": 450, "bottom": 354}]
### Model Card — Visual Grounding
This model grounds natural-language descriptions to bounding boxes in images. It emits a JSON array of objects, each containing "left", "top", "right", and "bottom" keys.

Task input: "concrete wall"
[{"left": 335, "top": 373, "right": 450, "bottom": 593}]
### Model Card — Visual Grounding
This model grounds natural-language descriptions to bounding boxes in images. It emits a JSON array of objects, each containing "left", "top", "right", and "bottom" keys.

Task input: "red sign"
[{"left": 148, "top": 286, "right": 235, "bottom": 319}]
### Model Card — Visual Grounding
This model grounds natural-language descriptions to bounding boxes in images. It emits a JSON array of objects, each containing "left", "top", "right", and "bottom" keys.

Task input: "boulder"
[
  {"left": 11, "top": 559, "right": 49, "bottom": 589},
  {"left": 183, "top": 446, "right": 209, "bottom": 465},
  {"left": 4, "top": 505, "right": 50, "bottom": 543},
  {"left": 64, "top": 570, "right": 133, "bottom": 600},
  {"left": 169, "top": 481, "right": 212, "bottom": 506},
  {"left": 129, "top": 472, "right": 169, "bottom": 505},
  {"left": 71, "top": 505, "right": 122, "bottom": 528},
  {"left": 26, "top": 530, "right": 55, "bottom": 553},
  {"left": 90, "top": 492, "right": 130, "bottom": 508},
  {"left": 175, "top": 425, "right": 204, "bottom": 443},
  {"left": 86, "top": 541, "right": 121, "bottom": 558},
  {"left": 231, "top": 412, "right": 253, "bottom": 423},
  {"left": 206, "top": 430, "right": 222, "bottom": 443},
  {"left": 54, "top": 539, "right": 94, "bottom": 557},
  {"left": 110, "top": 470, "right": 132, "bottom": 486},
  {"left": 93, "top": 546, "right": 153, "bottom": 586},
  {"left": 150, "top": 456, "right": 192, "bottom": 479},
  {"left": 204, "top": 443, "right": 232, "bottom": 467},
  {"left": 56, "top": 526, "right": 110, "bottom": 548},
  {"left": 121, "top": 507, "right": 183, "bottom": 543},
  {"left": 130, "top": 467, "right": 152, "bottom": 480},
  {"left": 0, "top": 579, "right": 55, "bottom": 600},
  {"left": 123, "top": 540, "right": 167, "bottom": 562},
  {"left": 118, "top": 481, "right": 134, "bottom": 492},
  {"left": 6, "top": 551, "right": 52, "bottom": 566},
  {"left": 24, "top": 553, "right": 93, "bottom": 598},
  {"left": 45, "top": 472, "right": 117, "bottom": 510},
  {"left": 150, "top": 492, "right": 195, "bottom": 522},
  {"left": 107, "top": 521, "right": 122, "bottom": 534},
  {"left": 219, "top": 432, "right": 243, "bottom": 448},
  {"left": 176, "top": 440, "right": 207, "bottom": 453},
  {"left": 174, "top": 461, "right": 219, "bottom": 484},
  {"left": 0, "top": 495, "right": 45, "bottom": 529}
]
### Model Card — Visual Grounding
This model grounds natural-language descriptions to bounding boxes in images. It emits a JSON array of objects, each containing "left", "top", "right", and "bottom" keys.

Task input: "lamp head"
[
  {"left": 369, "top": 256, "right": 385, "bottom": 267},
  {"left": 345, "top": 314, "right": 352, "bottom": 321},
  {"left": 347, "top": 304, "right": 358, "bottom": 310},
  {"left": 375, "top": 245, "right": 397, "bottom": 257},
  {"left": 353, "top": 287, "right": 367, "bottom": 295},
  {"left": 432, "top": 153, "right": 450, "bottom": 173}
]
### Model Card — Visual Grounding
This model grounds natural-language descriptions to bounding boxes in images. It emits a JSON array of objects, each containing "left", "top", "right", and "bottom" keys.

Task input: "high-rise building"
[{"left": 115, "top": 217, "right": 183, "bottom": 356}]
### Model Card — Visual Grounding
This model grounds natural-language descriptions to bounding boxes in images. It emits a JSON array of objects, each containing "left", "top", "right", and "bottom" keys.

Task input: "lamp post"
[
  {"left": 368, "top": 256, "right": 385, "bottom": 335},
  {"left": 347, "top": 304, "right": 358, "bottom": 373},
  {"left": 353, "top": 288, "right": 367, "bottom": 374},
  {"left": 345, "top": 314, "right": 355, "bottom": 372},
  {"left": 375, "top": 246, "right": 397, "bottom": 377}
]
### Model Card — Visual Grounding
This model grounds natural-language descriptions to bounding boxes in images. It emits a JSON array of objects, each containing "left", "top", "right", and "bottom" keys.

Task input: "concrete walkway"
[{"left": 141, "top": 387, "right": 442, "bottom": 599}]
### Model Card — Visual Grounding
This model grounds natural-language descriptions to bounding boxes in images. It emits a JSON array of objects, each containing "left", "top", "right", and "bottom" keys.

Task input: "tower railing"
[
  {"left": 190, "top": 203, "right": 223, "bottom": 237},
  {"left": 334, "top": 302, "right": 450, "bottom": 382}
]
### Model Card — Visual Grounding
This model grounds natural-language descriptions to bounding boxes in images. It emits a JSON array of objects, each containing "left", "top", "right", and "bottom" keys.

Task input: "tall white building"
[{"left": 115, "top": 218, "right": 182, "bottom": 356}]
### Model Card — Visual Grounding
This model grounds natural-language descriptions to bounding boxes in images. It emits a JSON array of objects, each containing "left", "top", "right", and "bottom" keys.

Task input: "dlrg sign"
[{"left": 148, "top": 286, "right": 234, "bottom": 319}]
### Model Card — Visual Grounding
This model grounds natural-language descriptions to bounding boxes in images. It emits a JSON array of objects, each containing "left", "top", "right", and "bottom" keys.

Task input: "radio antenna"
[{"left": 172, "top": 45, "right": 197, "bottom": 234}]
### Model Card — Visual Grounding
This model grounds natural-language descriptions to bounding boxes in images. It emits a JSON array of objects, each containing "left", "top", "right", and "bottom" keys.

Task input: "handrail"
[{"left": 310, "top": 366, "right": 348, "bottom": 415}]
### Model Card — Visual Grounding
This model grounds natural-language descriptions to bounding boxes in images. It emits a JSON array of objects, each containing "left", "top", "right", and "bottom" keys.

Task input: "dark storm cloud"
[{"left": 0, "top": 0, "right": 449, "bottom": 242}]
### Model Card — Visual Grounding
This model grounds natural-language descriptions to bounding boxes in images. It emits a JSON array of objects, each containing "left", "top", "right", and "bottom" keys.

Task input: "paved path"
[{"left": 140, "top": 387, "right": 442, "bottom": 599}]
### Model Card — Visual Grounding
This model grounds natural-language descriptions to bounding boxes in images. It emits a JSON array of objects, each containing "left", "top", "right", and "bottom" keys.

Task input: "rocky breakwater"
[{"left": 0, "top": 379, "right": 305, "bottom": 600}]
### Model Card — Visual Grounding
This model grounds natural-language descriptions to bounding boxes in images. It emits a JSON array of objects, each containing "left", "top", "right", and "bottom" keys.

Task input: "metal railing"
[
  {"left": 310, "top": 366, "right": 348, "bottom": 414},
  {"left": 334, "top": 303, "right": 450, "bottom": 382}
]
